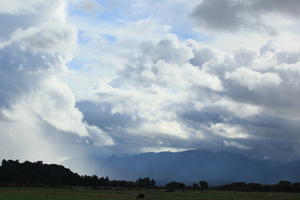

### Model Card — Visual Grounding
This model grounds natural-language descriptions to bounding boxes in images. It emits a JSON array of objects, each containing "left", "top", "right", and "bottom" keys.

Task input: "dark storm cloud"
[
  {"left": 252, "top": 0, "right": 300, "bottom": 17},
  {"left": 178, "top": 99, "right": 300, "bottom": 160},
  {"left": 191, "top": 0, "right": 245, "bottom": 31},
  {"left": 191, "top": 0, "right": 300, "bottom": 32}
]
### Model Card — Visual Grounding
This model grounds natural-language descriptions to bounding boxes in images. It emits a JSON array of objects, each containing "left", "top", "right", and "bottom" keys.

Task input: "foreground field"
[{"left": 0, "top": 187, "right": 299, "bottom": 200}]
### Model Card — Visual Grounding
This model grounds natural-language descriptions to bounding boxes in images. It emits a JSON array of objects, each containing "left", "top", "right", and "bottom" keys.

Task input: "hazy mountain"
[{"left": 63, "top": 150, "right": 300, "bottom": 185}]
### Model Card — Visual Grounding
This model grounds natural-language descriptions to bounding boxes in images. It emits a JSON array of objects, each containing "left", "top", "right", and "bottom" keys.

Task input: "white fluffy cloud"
[
  {"left": 79, "top": 35, "right": 225, "bottom": 143},
  {"left": 0, "top": 0, "right": 113, "bottom": 163},
  {"left": 225, "top": 68, "right": 282, "bottom": 90},
  {"left": 73, "top": 17, "right": 300, "bottom": 160},
  {"left": 68, "top": 0, "right": 300, "bottom": 162}
]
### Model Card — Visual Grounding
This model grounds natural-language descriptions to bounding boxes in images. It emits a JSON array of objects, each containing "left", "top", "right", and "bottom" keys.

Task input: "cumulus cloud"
[
  {"left": 0, "top": 0, "right": 113, "bottom": 162},
  {"left": 75, "top": 27, "right": 300, "bottom": 161},
  {"left": 10, "top": 23, "right": 76, "bottom": 57},
  {"left": 0, "top": 0, "right": 66, "bottom": 40},
  {"left": 64, "top": 0, "right": 300, "bottom": 163},
  {"left": 225, "top": 68, "right": 282, "bottom": 90}
]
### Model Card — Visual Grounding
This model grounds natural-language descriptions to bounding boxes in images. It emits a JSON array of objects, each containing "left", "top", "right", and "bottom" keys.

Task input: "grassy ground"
[{"left": 0, "top": 187, "right": 300, "bottom": 200}]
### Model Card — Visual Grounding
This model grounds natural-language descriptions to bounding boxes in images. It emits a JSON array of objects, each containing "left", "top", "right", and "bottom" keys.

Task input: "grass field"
[{"left": 0, "top": 187, "right": 300, "bottom": 200}]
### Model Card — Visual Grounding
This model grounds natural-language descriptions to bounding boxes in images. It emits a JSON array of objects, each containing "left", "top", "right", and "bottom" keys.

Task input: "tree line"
[
  {"left": 1, "top": 159, "right": 300, "bottom": 193},
  {"left": 0, "top": 159, "right": 155, "bottom": 188},
  {"left": 211, "top": 181, "right": 300, "bottom": 193}
]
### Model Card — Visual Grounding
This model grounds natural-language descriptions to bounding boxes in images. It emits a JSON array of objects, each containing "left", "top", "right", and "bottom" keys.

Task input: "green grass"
[{"left": 0, "top": 187, "right": 299, "bottom": 200}]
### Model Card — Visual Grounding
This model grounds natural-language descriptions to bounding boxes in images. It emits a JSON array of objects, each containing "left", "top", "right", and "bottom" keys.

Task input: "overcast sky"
[{"left": 1, "top": 0, "right": 300, "bottom": 163}]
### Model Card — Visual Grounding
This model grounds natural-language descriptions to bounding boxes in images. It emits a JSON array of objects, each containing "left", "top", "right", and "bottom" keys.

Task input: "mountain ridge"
[{"left": 63, "top": 150, "right": 300, "bottom": 185}]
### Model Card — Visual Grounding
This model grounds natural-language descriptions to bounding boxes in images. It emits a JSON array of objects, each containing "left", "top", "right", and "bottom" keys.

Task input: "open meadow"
[{"left": 0, "top": 187, "right": 300, "bottom": 200}]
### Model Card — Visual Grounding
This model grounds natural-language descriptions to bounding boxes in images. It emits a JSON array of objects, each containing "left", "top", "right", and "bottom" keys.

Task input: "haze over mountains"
[{"left": 63, "top": 150, "right": 300, "bottom": 186}]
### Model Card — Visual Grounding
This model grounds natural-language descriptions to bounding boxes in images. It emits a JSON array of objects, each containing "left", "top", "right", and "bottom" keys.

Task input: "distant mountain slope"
[{"left": 63, "top": 150, "right": 300, "bottom": 185}]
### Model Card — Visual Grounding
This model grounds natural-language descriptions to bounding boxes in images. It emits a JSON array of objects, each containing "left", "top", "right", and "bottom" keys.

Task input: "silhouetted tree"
[
  {"left": 192, "top": 183, "right": 199, "bottom": 189},
  {"left": 135, "top": 177, "right": 155, "bottom": 188},
  {"left": 276, "top": 180, "right": 292, "bottom": 192},
  {"left": 199, "top": 181, "right": 209, "bottom": 190},
  {"left": 292, "top": 183, "right": 300, "bottom": 192},
  {"left": 248, "top": 183, "right": 262, "bottom": 191},
  {"left": 165, "top": 181, "right": 186, "bottom": 191}
]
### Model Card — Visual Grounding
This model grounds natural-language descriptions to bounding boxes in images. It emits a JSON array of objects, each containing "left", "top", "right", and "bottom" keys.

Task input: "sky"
[{"left": 0, "top": 0, "right": 300, "bottom": 164}]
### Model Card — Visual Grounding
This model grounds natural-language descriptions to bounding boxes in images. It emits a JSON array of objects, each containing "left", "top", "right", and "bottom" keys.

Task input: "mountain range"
[{"left": 62, "top": 150, "right": 300, "bottom": 186}]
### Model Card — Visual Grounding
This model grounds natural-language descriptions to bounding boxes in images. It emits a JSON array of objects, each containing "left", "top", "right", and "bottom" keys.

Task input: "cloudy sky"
[{"left": 1, "top": 0, "right": 300, "bottom": 164}]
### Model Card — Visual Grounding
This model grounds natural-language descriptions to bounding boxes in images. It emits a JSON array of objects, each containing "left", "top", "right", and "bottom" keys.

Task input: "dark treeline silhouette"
[
  {"left": 212, "top": 181, "right": 300, "bottom": 193},
  {"left": 1, "top": 159, "right": 300, "bottom": 193},
  {"left": 165, "top": 181, "right": 186, "bottom": 191},
  {"left": 0, "top": 159, "right": 155, "bottom": 188},
  {"left": 165, "top": 180, "right": 300, "bottom": 193}
]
